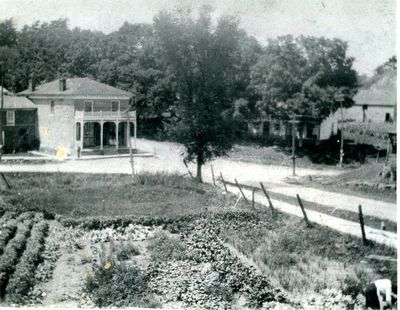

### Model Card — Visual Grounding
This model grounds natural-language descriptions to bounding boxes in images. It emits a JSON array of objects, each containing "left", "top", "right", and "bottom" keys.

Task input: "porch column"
[
  {"left": 100, "top": 121, "right": 104, "bottom": 151},
  {"left": 126, "top": 122, "right": 129, "bottom": 149},
  {"left": 81, "top": 121, "right": 84, "bottom": 151},
  {"left": 134, "top": 122, "right": 137, "bottom": 149},
  {"left": 115, "top": 121, "right": 119, "bottom": 150}
]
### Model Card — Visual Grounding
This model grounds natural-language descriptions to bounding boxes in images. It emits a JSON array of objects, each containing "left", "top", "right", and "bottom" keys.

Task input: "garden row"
[{"left": 0, "top": 211, "right": 49, "bottom": 304}]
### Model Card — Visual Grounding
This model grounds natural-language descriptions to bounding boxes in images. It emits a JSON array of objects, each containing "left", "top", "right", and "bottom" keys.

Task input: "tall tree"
[
  {"left": 250, "top": 35, "right": 358, "bottom": 123},
  {"left": 0, "top": 19, "right": 19, "bottom": 91},
  {"left": 154, "top": 7, "right": 241, "bottom": 182}
]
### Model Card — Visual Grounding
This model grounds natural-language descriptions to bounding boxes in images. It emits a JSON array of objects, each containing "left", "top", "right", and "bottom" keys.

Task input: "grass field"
[
  {"left": 1, "top": 172, "right": 238, "bottom": 218},
  {"left": 0, "top": 172, "right": 396, "bottom": 308}
]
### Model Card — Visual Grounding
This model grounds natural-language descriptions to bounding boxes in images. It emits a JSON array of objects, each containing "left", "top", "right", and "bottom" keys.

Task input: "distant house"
[
  {"left": 0, "top": 87, "right": 38, "bottom": 153},
  {"left": 319, "top": 69, "right": 396, "bottom": 140},
  {"left": 249, "top": 70, "right": 396, "bottom": 145},
  {"left": 248, "top": 115, "right": 321, "bottom": 144},
  {"left": 18, "top": 77, "right": 137, "bottom": 157}
]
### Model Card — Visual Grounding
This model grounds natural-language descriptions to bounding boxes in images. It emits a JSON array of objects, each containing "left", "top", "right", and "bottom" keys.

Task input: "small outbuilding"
[{"left": 0, "top": 87, "right": 38, "bottom": 153}]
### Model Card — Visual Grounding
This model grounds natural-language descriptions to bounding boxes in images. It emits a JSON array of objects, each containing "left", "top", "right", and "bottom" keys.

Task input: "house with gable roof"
[
  {"left": 1, "top": 87, "right": 38, "bottom": 153},
  {"left": 18, "top": 77, "right": 137, "bottom": 157}
]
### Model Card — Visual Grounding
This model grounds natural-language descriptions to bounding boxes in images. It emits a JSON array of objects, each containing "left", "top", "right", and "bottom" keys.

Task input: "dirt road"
[{"left": 0, "top": 138, "right": 396, "bottom": 226}]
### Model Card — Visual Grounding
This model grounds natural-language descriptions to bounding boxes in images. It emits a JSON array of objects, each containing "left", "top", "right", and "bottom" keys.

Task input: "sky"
[{"left": 0, "top": 0, "right": 396, "bottom": 76}]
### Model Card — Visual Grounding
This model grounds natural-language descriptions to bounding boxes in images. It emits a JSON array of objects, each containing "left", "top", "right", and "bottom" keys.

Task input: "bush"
[
  {"left": 116, "top": 242, "right": 140, "bottom": 261},
  {"left": 86, "top": 262, "right": 160, "bottom": 308},
  {"left": 6, "top": 216, "right": 48, "bottom": 302}
]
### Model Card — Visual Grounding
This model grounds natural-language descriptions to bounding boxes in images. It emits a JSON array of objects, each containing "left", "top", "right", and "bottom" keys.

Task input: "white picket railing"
[{"left": 75, "top": 110, "right": 136, "bottom": 121}]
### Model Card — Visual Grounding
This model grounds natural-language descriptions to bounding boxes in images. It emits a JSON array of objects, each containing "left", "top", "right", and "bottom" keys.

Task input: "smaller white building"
[{"left": 319, "top": 70, "right": 396, "bottom": 140}]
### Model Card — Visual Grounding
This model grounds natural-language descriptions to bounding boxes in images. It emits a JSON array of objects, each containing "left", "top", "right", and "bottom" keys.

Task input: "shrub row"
[
  {"left": 0, "top": 212, "right": 39, "bottom": 256},
  {"left": 0, "top": 211, "right": 17, "bottom": 225},
  {"left": 60, "top": 213, "right": 204, "bottom": 230},
  {"left": 0, "top": 218, "right": 34, "bottom": 297},
  {"left": 60, "top": 209, "right": 263, "bottom": 231},
  {"left": 0, "top": 219, "right": 18, "bottom": 256},
  {"left": 6, "top": 216, "right": 49, "bottom": 302}
]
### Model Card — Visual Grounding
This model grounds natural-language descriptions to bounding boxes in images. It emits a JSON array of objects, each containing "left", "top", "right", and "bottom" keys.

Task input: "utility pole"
[
  {"left": 290, "top": 113, "right": 297, "bottom": 176},
  {"left": 126, "top": 109, "right": 135, "bottom": 177},
  {"left": 338, "top": 98, "right": 344, "bottom": 167}
]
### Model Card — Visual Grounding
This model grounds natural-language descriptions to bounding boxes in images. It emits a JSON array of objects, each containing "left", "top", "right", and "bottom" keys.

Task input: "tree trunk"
[
  {"left": 196, "top": 152, "right": 204, "bottom": 183},
  {"left": 196, "top": 159, "right": 202, "bottom": 183}
]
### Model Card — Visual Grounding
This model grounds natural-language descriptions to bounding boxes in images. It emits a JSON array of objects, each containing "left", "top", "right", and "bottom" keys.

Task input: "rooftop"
[
  {"left": 2, "top": 95, "right": 36, "bottom": 110},
  {"left": 354, "top": 70, "right": 396, "bottom": 106},
  {"left": 18, "top": 77, "right": 133, "bottom": 98}
]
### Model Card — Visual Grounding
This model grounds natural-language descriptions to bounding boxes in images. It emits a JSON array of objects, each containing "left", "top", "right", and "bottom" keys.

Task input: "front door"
[
  {"left": 83, "top": 122, "right": 101, "bottom": 148},
  {"left": 84, "top": 123, "right": 95, "bottom": 147}
]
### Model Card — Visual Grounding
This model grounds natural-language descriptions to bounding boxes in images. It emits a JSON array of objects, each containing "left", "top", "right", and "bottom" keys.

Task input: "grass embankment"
[
  {"left": 0, "top": 172, "right": 396, "bottom": 306},
  {"left": 218, "top": 215, "right": 397, "bottom": 299}
]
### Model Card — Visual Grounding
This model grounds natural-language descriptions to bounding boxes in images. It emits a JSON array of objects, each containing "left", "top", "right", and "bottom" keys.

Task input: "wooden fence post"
[
  {"left": 252, "top": 189, "right": 255, "bottom": 208},
  {"left": 220, "top": 172, "right": 228, "bottom": 193},
  {"left": 0, "top": 173, "right": 11, "bottom": 190},
  {"left": 234, "top": 179, "right": 248, "bottom": 204},
  {"left": 358, "top": 205, "right": 368, "bottom": 245},
  {"left": 296, "top": 194, "right": 312, "bottom": 227},
  {"left": 183, "top": 159, "right": 194, "bottom": 179},
  {"left": 211, "top": 165, "right": 216, "bottom": 186},
  {"left": 260, "top": 182, "right": 275, "bottom": 214}
]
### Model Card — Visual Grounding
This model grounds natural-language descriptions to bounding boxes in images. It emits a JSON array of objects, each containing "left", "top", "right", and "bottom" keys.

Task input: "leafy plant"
[
  {"left": 86, "top": 261, "right": 160, "bottom": 308},
  {"left": 116, "top": 242, "right": 140, "bottom": 261},
  {"left": 148, "top": 231, "right": 187, "bottom": 262}
]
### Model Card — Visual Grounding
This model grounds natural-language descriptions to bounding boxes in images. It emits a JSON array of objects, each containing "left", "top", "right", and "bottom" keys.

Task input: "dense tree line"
[{"left": 0, "top": 8, "right": 374, "bottom": 180}]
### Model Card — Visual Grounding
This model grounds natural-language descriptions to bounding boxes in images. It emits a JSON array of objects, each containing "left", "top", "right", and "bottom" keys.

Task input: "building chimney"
[
  {"left": 29, "top": 78, "right": 35, "bottom": 92},
  {"left": 59, "top": 78, "right": 66, "bottom": 91}
]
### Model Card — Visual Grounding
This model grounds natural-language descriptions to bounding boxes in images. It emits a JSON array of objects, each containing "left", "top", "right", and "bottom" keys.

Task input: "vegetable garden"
[{"left": 0, "top": 172, "right": 396, "bottom": 309}]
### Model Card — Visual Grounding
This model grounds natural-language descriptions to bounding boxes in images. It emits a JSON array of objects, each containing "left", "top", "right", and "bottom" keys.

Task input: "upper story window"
[
  {"left": 385, "top": 113, "right": 392, "bottom": 123},
  {"left": 50, "top": 100, "right": 55, "bottom": 115},
  {"left": 111, "top": 101, "right": 120, "bottom": 112},
  {"left": 84, "top": 101, "right": 93, "bottom": 112},
  {"left": 6, "top": 111, "right": 15, "bottom": 126}
]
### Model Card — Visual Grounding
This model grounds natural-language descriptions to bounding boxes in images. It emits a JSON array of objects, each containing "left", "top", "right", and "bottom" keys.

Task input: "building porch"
[{"left": 75, "top": 117, "right": 137, "bottom": 156}]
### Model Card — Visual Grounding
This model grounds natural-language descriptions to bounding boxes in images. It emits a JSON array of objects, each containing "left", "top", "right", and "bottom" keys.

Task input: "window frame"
[
  {"left": 50, "top": 100, "right": 55, "bottom": 116},
  {"left": 111, "top": 101, "right": 120, "bottom": 112},
  {"left": 84, "top": 100, "right": 94, "bottom": 113},
  {"left": 6, "top": 110, "right": 15, "bottom": 126},
  {"left": 76, "top": 122, "right": 81, "bottom": 141}
]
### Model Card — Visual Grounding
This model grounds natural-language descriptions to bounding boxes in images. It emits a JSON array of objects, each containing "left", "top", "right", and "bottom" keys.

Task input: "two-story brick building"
[{"left": 18, "top": 77, "right": 136, "bottom": 157}]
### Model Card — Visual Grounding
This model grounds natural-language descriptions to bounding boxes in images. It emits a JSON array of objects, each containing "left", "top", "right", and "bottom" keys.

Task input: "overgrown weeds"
[{"left": 219, "top": 215, "right": 397, "bottom": 297}]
